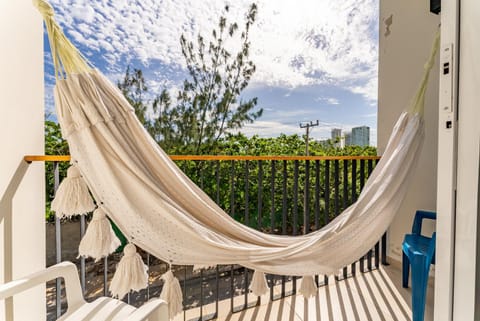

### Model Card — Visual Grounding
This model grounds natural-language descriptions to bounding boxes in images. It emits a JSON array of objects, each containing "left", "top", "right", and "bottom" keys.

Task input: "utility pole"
[{"left": 300, "top": 120, "right": 319, "bottom": 155}]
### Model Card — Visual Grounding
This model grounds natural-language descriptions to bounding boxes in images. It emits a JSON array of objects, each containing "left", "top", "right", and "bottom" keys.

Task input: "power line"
[{"left": 300, "top": 120, "right": 319, "bottom": 155}]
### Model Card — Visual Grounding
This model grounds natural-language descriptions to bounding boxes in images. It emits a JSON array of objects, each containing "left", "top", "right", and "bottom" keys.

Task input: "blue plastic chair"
[{"left": 402, "top": 210, "right": 436, "bottom": 321}]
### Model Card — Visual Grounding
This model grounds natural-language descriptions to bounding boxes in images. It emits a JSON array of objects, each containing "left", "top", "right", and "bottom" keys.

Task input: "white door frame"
[{"left": 435, "top": 0, "right": 480, "bottom": 320}]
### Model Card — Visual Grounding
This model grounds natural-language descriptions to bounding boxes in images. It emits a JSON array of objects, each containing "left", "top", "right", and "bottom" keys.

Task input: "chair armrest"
[
  {"left": 0, "top": 262, "right": 84, "bottom": 307},
  {"left": 127, "top": 299, "right": 169, "bottom": 321},
  {"left": 412, "top": 210, "right": 436, "bottom": 235}
]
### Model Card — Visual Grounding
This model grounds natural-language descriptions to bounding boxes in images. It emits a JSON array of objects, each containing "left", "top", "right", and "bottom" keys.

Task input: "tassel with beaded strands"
[{"left": 51, "top": 165, "right": 95, "bottom": 218}]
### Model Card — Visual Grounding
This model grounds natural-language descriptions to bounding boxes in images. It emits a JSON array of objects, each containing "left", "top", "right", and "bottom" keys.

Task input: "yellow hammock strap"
[
  {"left": 33, "top": 0, "right": 92, "bottom": 79},
  {"left": 408, "top": 29, "right": 441, "bottom": 116}
]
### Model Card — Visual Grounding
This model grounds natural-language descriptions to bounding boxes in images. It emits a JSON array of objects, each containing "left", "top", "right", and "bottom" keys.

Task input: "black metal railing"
[{"left": 40, "top": 155, "right": 385, "bottom": 321}]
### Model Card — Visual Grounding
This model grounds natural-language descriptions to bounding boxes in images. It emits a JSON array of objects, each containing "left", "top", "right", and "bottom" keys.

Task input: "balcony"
[{"left": 37, "top": 155, "right": 433, "bottom": 321}]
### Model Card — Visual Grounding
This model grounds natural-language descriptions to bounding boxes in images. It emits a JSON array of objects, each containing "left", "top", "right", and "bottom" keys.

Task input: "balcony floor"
[{"left": 176, "top": 262, "right": 434, "bottom": 321}]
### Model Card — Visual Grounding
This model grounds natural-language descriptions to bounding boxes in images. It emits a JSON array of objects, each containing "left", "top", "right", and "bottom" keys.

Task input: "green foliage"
[
  {"left": 45, "top": 119, "right": 69, "bottom": 221},
  {"left": 176, "top": 134, "right": 377, "bottom": 233}
]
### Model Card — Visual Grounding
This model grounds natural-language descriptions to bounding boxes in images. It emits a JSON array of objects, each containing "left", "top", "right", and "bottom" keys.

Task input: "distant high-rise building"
[
  {"left": 331, "top": 128, "right": 342, "bottom": 148},
  {"left": 351, "top": 126, "right": 370, "bottom": 146},
  {"left": 345, "top": 132, "right": 352, "bottom": 146}
]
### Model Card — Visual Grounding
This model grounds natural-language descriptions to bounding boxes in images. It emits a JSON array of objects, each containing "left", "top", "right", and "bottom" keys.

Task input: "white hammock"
[{"left": 36, "top": 0, "right": 438, "bottom": 297}]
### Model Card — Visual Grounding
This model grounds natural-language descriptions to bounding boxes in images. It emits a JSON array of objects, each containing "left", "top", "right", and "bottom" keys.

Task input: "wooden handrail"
[{"left": 25, "top": 155, "right": 380, "bottom": 162}]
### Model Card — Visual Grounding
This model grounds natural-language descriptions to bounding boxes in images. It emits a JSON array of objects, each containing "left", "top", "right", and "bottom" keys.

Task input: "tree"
[
  {"left": 117, "top": 66, "right": 149, "bottom": 127},
  {"left": 161, "top": 3, "right": 262, "bottom": 154},
  {"left": 116, "top": 4, "right": 262, "bottom": 155}
]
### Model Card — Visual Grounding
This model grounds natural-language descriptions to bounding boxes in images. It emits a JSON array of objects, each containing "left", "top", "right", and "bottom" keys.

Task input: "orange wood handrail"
[{"left": 25, "top": 155, "right": 380, "bottom": 163}]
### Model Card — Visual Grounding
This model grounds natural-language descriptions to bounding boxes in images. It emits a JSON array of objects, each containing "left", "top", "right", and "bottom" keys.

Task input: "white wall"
[
  {"left": 0, "top": 1, "right": 45, "bottom": 320},
  {"left": 378, "top": 0, "right": 440, "bottom": 261}
]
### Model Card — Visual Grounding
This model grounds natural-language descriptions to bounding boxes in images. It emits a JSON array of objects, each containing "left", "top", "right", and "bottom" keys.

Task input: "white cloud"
[
  {"left": 48, "top": 0, "right": 378, "bottom": 102},
  {"left": 316, "top": 97, "right": 340, "bottom": 105},
  {"left": 239, "top": 121, "right": 301, "bottom": 137},
  {"left": 327, "top": 98, "right": 340, "bottom": 105}
]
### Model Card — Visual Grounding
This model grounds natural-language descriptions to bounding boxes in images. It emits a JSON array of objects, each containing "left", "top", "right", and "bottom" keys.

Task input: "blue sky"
[{"left": 44, "top": 0, "right": 379, "bottom": 145}]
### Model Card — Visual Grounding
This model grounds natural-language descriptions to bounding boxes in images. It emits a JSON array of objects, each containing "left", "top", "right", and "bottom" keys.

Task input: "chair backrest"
[{"left": 412, "top": 210, "right": 437, "bottom": 235}]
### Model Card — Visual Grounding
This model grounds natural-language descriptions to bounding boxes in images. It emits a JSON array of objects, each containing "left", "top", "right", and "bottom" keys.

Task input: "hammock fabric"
[{"left": 36, "top": 0, "right": 438, "bottom": 288}]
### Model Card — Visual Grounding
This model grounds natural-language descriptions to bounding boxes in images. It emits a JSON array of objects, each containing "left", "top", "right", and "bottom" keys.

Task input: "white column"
[{"left": 0, "top": 1, "right": 45, "bottom": 320}]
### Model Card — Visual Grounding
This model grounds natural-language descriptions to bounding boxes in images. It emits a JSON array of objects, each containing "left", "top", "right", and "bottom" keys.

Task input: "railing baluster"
[
  {"left": 343, "top": 159, "right": 348, "bottom": 210},
  {"left": 304, "top": 160, "right": 310, "bottom": 234},
  {"left": 80, "top": 215, "right": 86, "bottom": 294},
  {"left": 324, "top": 160, "right": 330, "bottom": 225},
  {"left": 54, "top": 162, "right": 62, "bottom": 318},
  {"left": 382, "top": 233, "right": 389, "bottom": 265},
  {"left": 292, "top": 160, "right": 299, "bottom": 293},
  {"left": 293, "top": 161, "right": 299, "bottom": 236},
  {"left": 323, "top": 159, "right": 329, "bottom": 288},
  {"left": 200, "top": 269, "right": 204, "bottom": 319},
  {"left": 360, "top": 159, "right": 365, "bottom": 189},
  {"left": 244, "top": 267, "right": 249, "bottom": 309},
  {"left": 183, "top": 266, "right": 187, "bottom": 321},
  {"left": 351, "top": 159, "right": 357, "bottom": 275},
  {"left": 314, "top": 160, "right": 320, "bottom": 230},
  {"left": 257, "top": 160, "right": 263, "bottom": 230},
  {"left": 342, "top": 160, "right": 349, "bottom": 279},
  {"left": 104, "top": 256, "right": 108, "bottom": 296},
  {"left": 334, "top": 160, "right": 340, "bottom": 217},
  {"left": 270, "top": 160, "right": 276, "bottom": 231},
  {"left": 230, "top": 265, "right": 234, "bottom": 312},
  {"left": 244, "top": 161, "right": 249, "bottom": 308},
  {"left": 269, "top": 160, "right": 276, "bottom": 300},
  {"left": 281, "top": 161, "right": 287, "bottom": 297},
  {"left": 245, "top": 160, "right": 249, "bottom": 226},
  {"left": 351, "top": 159, "right": 357, "bottom": 202},
  {"left": 367, "top": 249, "right": 373, "bottom": 271},
  {"left": 368, "top": 159, "right": 374, "bottom": 175},
  {"left": 230, "top": 160, "right": 235, "bottom": 218},
  {"left": 282, "top": 160, "right": 287, "bottom": 235},
  {"left": 215, "top": 266, "right": 219, "bottom": 318},
  {"left": 216, "top": 161, "right": 220, "bottom": 204},
  {"left": 199, "top": 160, "right": 204, "bottom": 189}
]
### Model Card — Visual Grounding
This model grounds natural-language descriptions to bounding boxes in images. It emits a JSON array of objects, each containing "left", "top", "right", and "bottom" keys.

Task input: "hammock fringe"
[
  {"left": 78, "top": 207, "right": 120, "bottom": 261},
  {"left": 160, "top": 270, "right": 183, "bottom": 319},
  {"left": 249, "top": 270, "right": 269, "bottom": 296},
  {"left": 51, "top": 165, "right": 95, "bottom": 218},
  {"left": 109, "top": 244, "right": 148, "bottom": 299},
  {"left": 299, "top": 275, "right": 318, "bottom": 298}
]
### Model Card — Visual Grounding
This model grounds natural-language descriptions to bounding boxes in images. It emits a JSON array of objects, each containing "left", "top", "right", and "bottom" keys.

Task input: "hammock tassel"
[
  {"left": 109, "top": 244, "right": 148, "bottom": 299},
  {"left": 51, "top": 165, "right": 95, "bottom": 218},
  {"left": 249, "top": 270, "right": 268, "bottom": 296},
  {"left": 299, "top": 275, "right": 318, "bottom": 298},
  {"left": 78, "top": 207, "right": 120, "bottom": 261},
  {"left": 160, "top": 269, "right": 183, "bottom": 319}
]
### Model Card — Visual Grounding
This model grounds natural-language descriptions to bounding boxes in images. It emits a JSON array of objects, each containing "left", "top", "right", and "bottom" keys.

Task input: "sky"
[{"left": 44, "top": 0, "right": 379, "bottom": 145}]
